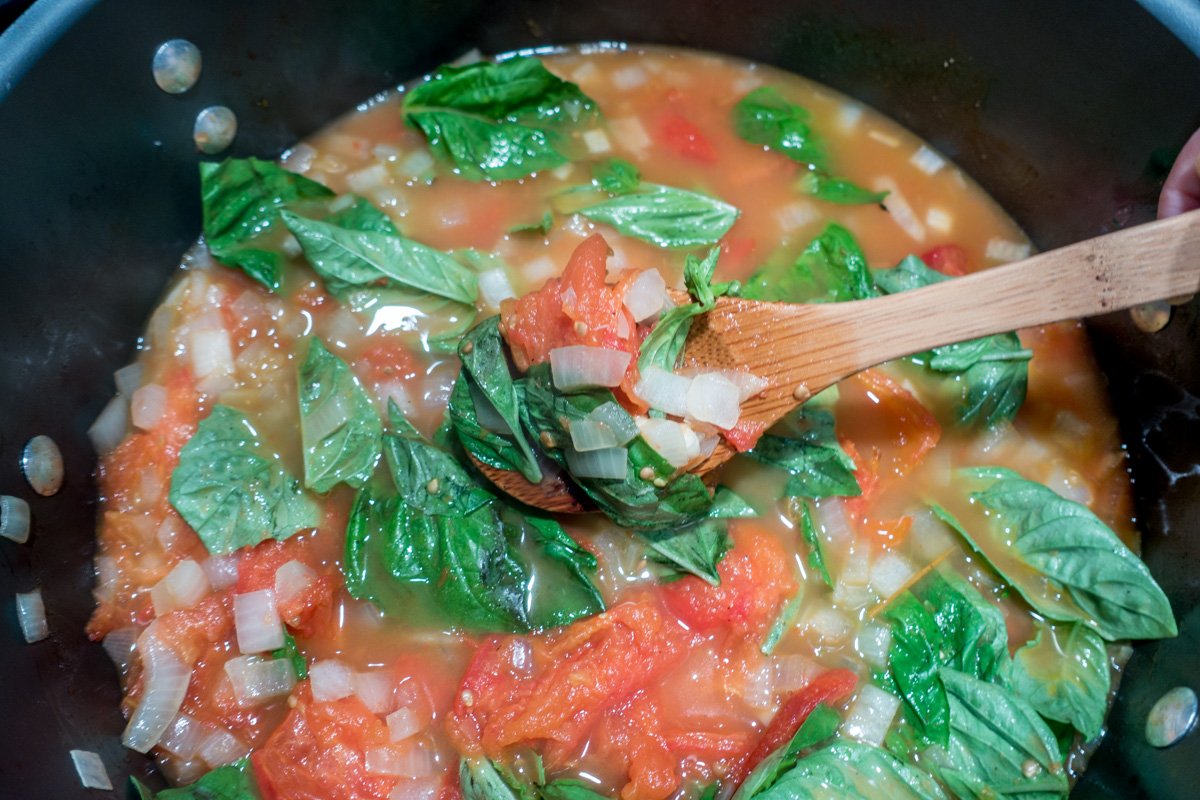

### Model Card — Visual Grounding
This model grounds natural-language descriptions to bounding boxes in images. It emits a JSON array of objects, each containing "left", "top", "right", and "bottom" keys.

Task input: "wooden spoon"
[{"left": 479, "top": 209, "right": 1200, "bottom": 513}]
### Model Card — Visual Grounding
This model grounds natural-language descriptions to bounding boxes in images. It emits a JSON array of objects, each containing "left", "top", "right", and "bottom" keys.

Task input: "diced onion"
[
  {"left": 387, "top": 707, "right": 421, "bottom": 742},
  {"left": 354, "top": 670, "right": 397, "bottom": 714},
  {"left": 587, "top": 402, "right": 639, "bottom": 445},
  {"left": 637, "top": 418, "right": 698, "bottom": 468},
  {"left": 114, "top": 363, "right": 144, "bottom": 399},
  {"left": 583, "top": 129, "right": 612, "bottom": 154},
  {"left": 874, "top": 178, "right": 925, "bottom": 243},
  {"left": 741, "top": 660, "right": 777, "bottom": 713},
  {"left": 469, "top": 382, "right": 512, "bottom": 435},
  {"left": 366, "top": 744, "right": 436, "bottom": 778},
  {"left": 867, "top": 129, "right": 901, "bottom": 148},
  {"left": 131, "top": 384, "right": 168, "bottom": 431},
  {"left": 123, "top": 633, "right": 191, "bottom": 753},
  {"left": 233, "top": 590, "right": 285, "bottom": 654},
  {"left": 569, "top": 419, "right": 621, "bottom": 452},
  {"left": 224, "top": 655, "right": 296, "bottom": 707},
  {"left": 812, "top": 497, "right": 853, "bottom": 550},
  {"left": 836, "top": 104, "right": 864, "bottom": 132},
  {"left": 856, "top": 623, "right": 893, "bottom": 671},
  {"left": 397, "top": 149, "right": 435, "bottom": 180},
  {"left": 88, "top": 395, "right": 129, "bottom": 455},
  {"left": 925, "top": 207, "right": 953, "bottom": 234},
  {"left": 70, "top": 750, "right": 113, "bottom": 791},
  {"left": 609, "top": 117, "right": 652, "bottom": 151},
  {"left": 102, "top": 626, "right": 139, "bottom": 677},
  {"left": 389, "top": 778, "right": 442, "bottom": 800},
  {"left": 687, "top": 373, "right": 741, "bottom": 429},
  {"left": 633, "top": 367, "right": 691, "bottom": 417},
  {"left": 773, "top": 655, "right": 817, "bottom": 694},
  {"left": 909, "top": 145, "right": 946, "bottom": 175},
  {"left": 522, "top": 256, "right": 557, "bottom": 284},
  {"left": 833, "top": 546, "right": 872, "bottom": 610},
  {"left": 310, "top": 659, "right": 357, "bottom": 702},
  {"left": 15, "top": 589, "right": 48, "bottom": 643},
  {"left": 803, "top": 605, "right": 851, "bottom": 646},
  {"left": 869, "top": 552, "right": 916, "bottom": 600},
  {"left": 151, "top": 560, "right": 211, "bottom": 617},
  {"left": 725, "top": 370, "right": 769, "bottom": 402},
  {"left": 160, "top": 713, "right": 207, "bottom": 760},
  {"left": 696, "top": 433, "right": 720, "bottom": 459},
  {"left": 189, "top": 327, "right": 235, "bottom": 381},
  {"left": 197, "top": 728, "right": 249, "bottom": 768},
  {"left": 908, "top": 509, "right": 957, "bottom": 562},
  {"left": 611, "top": 66, "right": 648, "bottom": 90},
  {"left": 478, "top": 268, "right": 516, "bottom": 310},
  {"left": 986, "top": 237, "right": 1032, "bottom": 262},
  {"left": 774, "top": 201, "right": 819, "bottom": 233},
  {"left": 282, "top": 143, "right": 316, "bottom": 173},
  {"left": 840, "top": 683, "right": 902, "bottom": 747},
  {"left": 347, "top": 163, "right": 390, "bottom": 194},
  {"left": 622, "top": 269, "right": 667, "bottom": 322},
  {"left": 201, "top": 554, "right": 240, "bottom": 591},
  {"left": 0, "top": 495, "right": 31, "bottom": 543},
  {"left": 274, "top": 560, "right": 316, "bottom": 609},
  {"left": 549, "top": 346, "right": 631, "bottom": 391},
  {"left": 564, "top": 446, "right": 628, "bottom": 480}
]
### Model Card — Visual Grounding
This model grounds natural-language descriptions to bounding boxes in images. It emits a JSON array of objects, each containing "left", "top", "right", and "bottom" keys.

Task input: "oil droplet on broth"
[
  {"left": 152, "top": 39, "right": 202, "bottom": 94},
  {"left": 194, "top": 106, "right": 238, "bottom": 155}
]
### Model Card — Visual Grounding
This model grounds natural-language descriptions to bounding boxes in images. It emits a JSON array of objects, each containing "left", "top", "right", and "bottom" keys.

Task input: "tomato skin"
[
  {"left": 921, "top": 244, "right": 968, "bottom": 276},
  {"left": 254, "top": 687, "right": 396, "bottom": 800},
  {"left": 723, "top": 419, "right": 766, "bottom": 452},
  {"left": 660, "top": 524, "right": 795, "bottom": 635},
  {"left": 447, "top": 600, "right": 691, "bottom": 766},
  {"left": 656, "top": 112, "right": 717, "bottom": 163},
  {"left": 595, "top": 693, "right": 678, "bottom": 800},
  {"left": 726, "top": 669, "right": 859, "bottom": 789}
]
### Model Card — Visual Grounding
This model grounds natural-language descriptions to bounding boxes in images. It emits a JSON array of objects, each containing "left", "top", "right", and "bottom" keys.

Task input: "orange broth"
[{"left": 90, "top": 46, "right": 1136, "bottom": 797}]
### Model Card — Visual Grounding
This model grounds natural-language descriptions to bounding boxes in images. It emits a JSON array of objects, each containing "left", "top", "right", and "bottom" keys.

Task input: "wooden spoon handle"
[{"left": 747, "top": 208, "right": 1200, "bottom": 386}]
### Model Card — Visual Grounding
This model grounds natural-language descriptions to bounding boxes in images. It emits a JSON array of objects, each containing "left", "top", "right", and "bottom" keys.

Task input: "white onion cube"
[
  {"left": 389, "top": 778, "right": 442, "bottom": 800},
  {"left": 583, "top": 129, "right": 612, "bottom": 154},
  {"left": 197, "top": 728, "right": 249, "bottom": 768},
  {"left": 15, "top": 589, "right": 48, "bottom": 643},
  {"left": 637, "top": 418, "right": 698, "bottom": 468},
  {"left": 70, "top": 750, "right": 112, "bottom": 791},
  {"left": 233, "top": 590, "right": 285, "bottom": 654},
  {"left": 841, "top": 683, "right": 902, "bottom": 747},
  {"left": 633, "top": 367, "right": 691, "bottom": 417},
  {"left": 587, "top": 402, "right": 639, "bottom": 445},
  {"left": 686, "top": 373, "right": 741, "bottom": 429},
  {"left": 152, "top": 560, "right": 211, "bottom": 617},
  {"left": 569, "top": 419, "right": 620, "bottom": 452},
  {"left": 478, "top": 268, "right": 516, "bottom": 310},
  {"left": 622, "top": 269, "right": 667, "bottom": 321},
  {"left": 274, "top": 560, "right": 316, "bottom": 609},
  {"left": 354, "top": 670, "right": 397, "bottom": 714},
  {"left": 224, "top": 655, "right": 296, "bottom": 706},
  {"left": 549, "top": 346, "right": 631, "bottom": 391},
  {"left": 869, "top": 552, "right": 916, "bottom": 600},
  {"left": 564, "top": 446, "right": 628, "bottom": 480},
  {"left": 131, "top": 384, "right": 168, "bottom": 431},
  {"left": 310, "top": 659, "right": 356, "bottom": 702},
  {"left": 387, "top": 707, "right": 421, "bottom": 742}
]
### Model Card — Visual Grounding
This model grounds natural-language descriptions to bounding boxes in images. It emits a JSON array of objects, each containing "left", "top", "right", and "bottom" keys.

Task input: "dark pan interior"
[{"left": 0, "top": 0, "right": 1197, "bottom": 796}]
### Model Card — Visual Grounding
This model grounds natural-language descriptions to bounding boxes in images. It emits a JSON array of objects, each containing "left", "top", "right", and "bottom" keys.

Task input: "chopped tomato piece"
[
  {"left": 661, "top": 524, "right": 795, "bottom": 635},
  {"left": 656, "top": 112, "right": 717, "bottom": 163},
  {"left": 447, "top": 599, "right": 690, "bottom": 766},
  {"left": 253, "top": 687, "right": 396, "bottom": 800},
  {"left": 920, "top": 244, "right": 968, "bottom": 277},
  {"left": 726, "top": 669, "right": 859, "bottom": 789},
  {"left": 723, "top": 419, "right": 767, "bottom": 452},
  {"left": 500, "top": 234, "right": 637, "bottom": 373},
  {"left": 354, "top": 336, "right": 423, "bottom": 385},
  {"left": 236, "top": 537, "right": 338, "bottom": 637},
  {"left": 594, "top": 693, "right": 678, "bottom": 800},
  {"left": 718, "top": 235, "right": 758, "bottom": 275}
]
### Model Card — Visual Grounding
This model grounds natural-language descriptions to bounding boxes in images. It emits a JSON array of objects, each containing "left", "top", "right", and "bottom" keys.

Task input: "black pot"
[{"left": 2, "top": 1, "right": 1198, "bottom": 796}]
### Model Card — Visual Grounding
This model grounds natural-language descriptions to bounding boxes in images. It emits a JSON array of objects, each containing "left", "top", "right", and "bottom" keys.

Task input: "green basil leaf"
[
  {"left": 282, "top": 210, "right": 478, "bottom": 304},
  {"left": 403, "top": 57, "right": 597, "bottom": 181},
  {"left": 523, "top": 514, "right": 606, "bottom": 629},
  {"left": 949, "top": 468, "right": 1177, "bottom": 640},
  {"left": 519, "top": 365, "right": 714, "bottom": 529},
  {"left": 1006, "top": 621, "right": 1110, "bottom": 741},
  {"left": 873, "top": 255, "right": 1030, "bottom": 428},
  {"left": 799, "top": 171, "right": 888, "bottom": 206},
  {"left": 578, "top": 184, "right": 740, "bottom": 249},
  {"left": 733, "top": 705, "right": 841, "bottom": 800},
  {"left": 200, "top": 158, "right": 334, "bottom": 290},
  {"left": 755, "top": 741, "right": 947, "bottom": 800},
  {"left": 742, "top": 223, "right": 874, "bottom": 303},
  {"left": 593, "top": 158, "right": 641, "bottom": 195},
  {"left": 643, "top": 519, "right": 732, "bottom": 586},
  {"left": 298, "top": 338, "right": 383, "bottom": 492},
  {"left": 509, "top": 211, "right": 555, "bottom": 235},
  {"left": 918, "top": 571, "right": 1009, "bottom": 682},
  {"left": 383, "top": 401, "right": 495, "bottom": 516},
  {"left": 733, "top": 87, "right": 825, "bottom": 168},
  {"left": 272, "top": 632, "right": 308, "bottom": 680},
  {"left": 745, "top": 409, "right": 861, "bottom": 499},
  {"left": 926, "top": 668, "right": 1068, "bottom": 799},
  {"left": 761, "top": 581, "right": 806, "bottom": 655},
  {"left": 169, "top": 405, "right": 320, "bottom": 556},
  {"left": 733, "top": 88, "right": 883, "bottom": 208},
  {"left": 884, "top": 592, "right": 951, "bottom": 746},
  {"left": 458, "top": 317, "right": 543, "bottom": 483},
  {"left": 794, "top": 500, "right": 832, "bottom": 587},
  {"left": 133, "top": 758, "right": 261, "bottom": 799},
  {"left": 461, "top": 757, "right": 524, "bottom": 800},
  {"left": 447, "top": 370, "right": 531, "bottom": 476}
]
